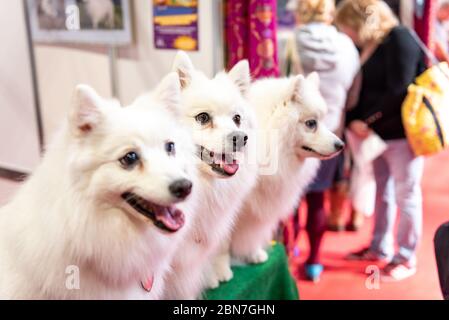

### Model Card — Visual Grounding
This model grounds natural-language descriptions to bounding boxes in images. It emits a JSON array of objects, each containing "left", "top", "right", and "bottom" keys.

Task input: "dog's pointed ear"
[
  {"left": 289, "top": 74, "right": 306, "bottom": 103},
  {"left": 228, "top": 60, "right": 251, "bottom": 96},
  {"left": 306, "top": 72, "right": 320, "bottom": 88},
  {"left": 172, "top": 51, "right": 194, "bottom": 89},
  {"left": 70, "top": 84, "right": 104, "bottom": 136},
  {"left": 154, "top": 72, "right": 182, "bottom": 117}
]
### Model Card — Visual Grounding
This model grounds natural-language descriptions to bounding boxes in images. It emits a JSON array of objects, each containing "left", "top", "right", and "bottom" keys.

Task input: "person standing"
[
  {"left": 290, "top": 0, "right": 360, "bottom": 282},
  {"left": 335, "top": 0, "right": 426, "bottom": 282}
]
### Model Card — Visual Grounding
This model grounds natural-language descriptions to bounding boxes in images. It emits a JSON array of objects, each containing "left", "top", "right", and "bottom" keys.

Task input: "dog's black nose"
[
  {"left": 169, "top": 179, "right": 193, "bottom": 200},
  {"left": 334, "top": 141, "right": 345, "bottom": 151},
  {"left": 228, "top": 131, "right": 248, "bottom": 152}
]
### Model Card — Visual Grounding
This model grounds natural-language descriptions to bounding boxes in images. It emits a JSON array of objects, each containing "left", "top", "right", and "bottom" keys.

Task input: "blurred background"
[
  {"left": 1, "top": 0, "right": 448, "bottom": 300},
  {"left": 0, "top": 0, "right": 440, "bottom": 174}
]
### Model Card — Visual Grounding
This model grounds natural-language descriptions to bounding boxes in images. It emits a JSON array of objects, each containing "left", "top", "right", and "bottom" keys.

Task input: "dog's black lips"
[
  {"left": 302, "top": 146, "right": 315, "bottom": 153},
  {"left": 195, "top": 145, "right": 238, "bottom": 177},
  {"left": 302, "top": 146, "right": 336, "bottom": 159},
  {"left": 121, "top": 192, "right": 184, "bottom": 233}
]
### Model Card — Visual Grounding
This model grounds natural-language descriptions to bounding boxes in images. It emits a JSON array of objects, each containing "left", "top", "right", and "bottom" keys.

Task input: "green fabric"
[{"left": 204, "top": 243, "right": 299, "bottom": 300}]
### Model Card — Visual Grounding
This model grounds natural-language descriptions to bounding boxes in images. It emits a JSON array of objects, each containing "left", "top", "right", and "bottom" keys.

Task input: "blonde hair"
[
  {"left": 296, "top": 0, "right": 336, "bottom": 24},
  {"left": 335, "top": 0, "right": 399, "bottom": 43}
]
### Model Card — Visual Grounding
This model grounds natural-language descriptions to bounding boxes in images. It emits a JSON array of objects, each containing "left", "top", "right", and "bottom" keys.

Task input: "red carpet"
[{"left": 288, "top": 150, "right": 449, "bottom": 300}]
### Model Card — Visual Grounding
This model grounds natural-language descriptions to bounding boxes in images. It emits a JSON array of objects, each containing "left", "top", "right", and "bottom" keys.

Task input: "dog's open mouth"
[
  {"left": 121, "top": 192, "right": 184, "bottom": 233},
  {"left": 302, "top": 146, "right": 337, "bottom": 159},
  {"left": 196, "top": 145, "right": 239, "bottom": 177}
]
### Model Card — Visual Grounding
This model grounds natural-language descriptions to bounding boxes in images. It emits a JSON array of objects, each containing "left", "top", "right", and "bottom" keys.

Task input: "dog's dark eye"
[
  {"left": 305, "top": 120, "right": 317, "bottom": 130},
  {"left": 233, "top": 114, "right": 241, "bottom": 126},
  {"left": 119, "top": 151, "right": 140, "bottom": 169},
  {"left": 195, "top": 112, "right": 211, "bottom": 125},
  {"left": 165, "top": 141, "right": 176, "bottom": 155}
]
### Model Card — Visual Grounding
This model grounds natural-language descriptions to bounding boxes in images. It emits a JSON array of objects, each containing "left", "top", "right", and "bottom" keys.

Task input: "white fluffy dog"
[
  {"left": 230, "top": 74, "right": 344, "bottom": 264},
  {"left": 0, "top": 73, "right": 199, "bottom": 299},
  {"left": 162, "top": 52, "right": 258, "bottom": 299}
]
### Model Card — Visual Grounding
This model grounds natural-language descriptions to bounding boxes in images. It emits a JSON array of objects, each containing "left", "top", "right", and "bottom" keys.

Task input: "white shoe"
[{"left": 380, "top": 262, "right": 416, "bottom": 282}]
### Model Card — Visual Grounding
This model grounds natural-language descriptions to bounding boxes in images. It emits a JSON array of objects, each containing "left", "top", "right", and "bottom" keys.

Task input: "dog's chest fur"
[
  {"left": 248, "top": 157, "right": 320, "bottom": 223},
  {"left": 166, "top": 162, "right": 257, "bottom": 298}
]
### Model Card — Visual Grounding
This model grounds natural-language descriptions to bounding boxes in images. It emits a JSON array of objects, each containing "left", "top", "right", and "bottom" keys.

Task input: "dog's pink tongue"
[
  {"left": 157, "top": 208, "right": 185, "bottom": 232},
  {"left": 222, "top": 162, "right": 239, "bottom": 175}
]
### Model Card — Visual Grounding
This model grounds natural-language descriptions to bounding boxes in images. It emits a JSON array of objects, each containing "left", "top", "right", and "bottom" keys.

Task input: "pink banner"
[
  {"left": 414, "top": 0, "right": 437, "bottom": 50},
  {"left": 225, "top": 0, "right": 279, "bottom": 79}
]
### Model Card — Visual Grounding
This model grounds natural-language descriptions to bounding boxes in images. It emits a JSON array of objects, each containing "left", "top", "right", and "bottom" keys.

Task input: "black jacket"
[
  {"left": 347, "top": 26, "right": 426, "bottom": 140},
  {"left": 435, "top": 222, "right": 449, "bottom": 300}
]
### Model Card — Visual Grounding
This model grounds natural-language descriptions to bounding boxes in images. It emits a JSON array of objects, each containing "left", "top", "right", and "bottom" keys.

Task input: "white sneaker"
[{"left": 380, "top": 262, "right": 416, "bottom": 282}]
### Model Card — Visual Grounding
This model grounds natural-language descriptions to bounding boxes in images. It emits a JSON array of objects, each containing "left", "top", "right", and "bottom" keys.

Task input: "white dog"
[
  {"left": 83, "top": 0, "right": 115, "bottom": 29},
  {"left": 230, "top": 74, "right": 344, "bottom": 264},
  {"left": 0, "top": 73, "right": 199, "bottom": 299},
  {"left": 162, "top": 52, "right": 258, "bottom": 299}
]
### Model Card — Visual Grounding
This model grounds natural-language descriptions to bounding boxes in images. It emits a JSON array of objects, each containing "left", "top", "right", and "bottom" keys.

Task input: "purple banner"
[{"left": 226, "top": 0, "right": 279, "bottom": 79}]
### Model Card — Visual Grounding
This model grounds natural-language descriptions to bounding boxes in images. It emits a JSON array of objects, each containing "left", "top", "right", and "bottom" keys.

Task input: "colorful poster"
[{"left": 153, "top": 0, "right": 199, "bottom": 51}]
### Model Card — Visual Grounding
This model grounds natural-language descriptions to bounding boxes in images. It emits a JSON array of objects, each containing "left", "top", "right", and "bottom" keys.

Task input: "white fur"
[
  {"left": 162, "top": 52, "right": 258, "bottom": 299},
  {"left": 0, "top": 73, "right": 199, "bottom": 299},
  {"left": 230, "top": 74, "right": 344, "bottom": 264},
  {"left": 83, "top": 0, "right": 114, "bottom": 29}
]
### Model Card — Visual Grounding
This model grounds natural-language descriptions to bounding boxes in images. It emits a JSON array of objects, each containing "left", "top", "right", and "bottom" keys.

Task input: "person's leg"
[
  {"left": 304, "top": 191, "right": 327, "bottom": 282},
  {"left": 369, "top": 152, "right": 396, "bottom": 261},
  {"left": 283, "top": 204, "right": 301, "bottom": 256},
  {"left": 328, "top": 153, "right": 348, "bottom": 231},
  {"left": 385, "top": 140, "right": 424, "bottom": 267},
  {"left": 293, "top": 204, "right": 301, "bottom": 240},
  {"left": 348, "top": 207, "right": 365, "bottom": 231},
  {"left": 305, "top": 191, "right": 327, "bottom": 265}
]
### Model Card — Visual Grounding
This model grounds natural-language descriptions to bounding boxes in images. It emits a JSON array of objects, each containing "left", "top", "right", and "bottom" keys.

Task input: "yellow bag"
[{"left": 402, "top": 62, "right": 449, "bottom": 156}]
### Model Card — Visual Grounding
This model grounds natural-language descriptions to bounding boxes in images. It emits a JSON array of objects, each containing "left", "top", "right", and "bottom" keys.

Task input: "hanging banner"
[
  {"left": 153, "top": 0, "right": 199, "bottom": 51},
  {"left": 226, "top": 0, "right": 279, "bottom": 78}
]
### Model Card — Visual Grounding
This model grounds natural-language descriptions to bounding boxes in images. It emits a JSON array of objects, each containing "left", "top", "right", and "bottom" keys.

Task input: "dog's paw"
[
  {"left": 246, "top": 248, "right": 269, "bottom": 264},
  {"left": 215, "top": 263, "right": 234, "bottom": 283},
  {"left": 204, "top": 268, "right": 220, "bottom": 290},
  {"left": 205, "top": 274, "right": 220, "bottom": 290}
]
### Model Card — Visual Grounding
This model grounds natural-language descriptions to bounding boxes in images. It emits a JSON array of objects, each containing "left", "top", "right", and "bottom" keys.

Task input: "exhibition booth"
[{"left": 0, "top": 0, "right": 447, "bottom": 301}]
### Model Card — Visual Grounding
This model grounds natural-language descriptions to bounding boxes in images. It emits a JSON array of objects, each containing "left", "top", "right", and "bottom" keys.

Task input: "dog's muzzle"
[
  {"left": 302, "top": 139, "right": 345, "bottom": 159},
  {"left": 196, "top": 145, "right": 240, "bottom": 177},
  {"left": 121, "top": 192, "right": 185, "bottom": 233},
  {"left": 227, "top": 131, "right": 248, "bottom": 152}
]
